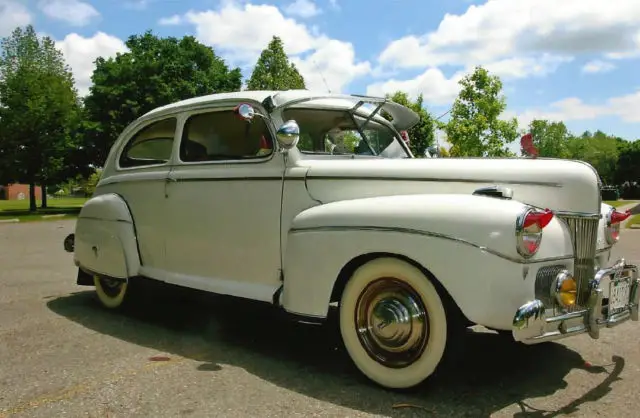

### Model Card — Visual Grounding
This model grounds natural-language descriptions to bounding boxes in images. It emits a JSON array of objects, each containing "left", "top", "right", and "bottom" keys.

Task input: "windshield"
[{"left": 281, "top": 107, "right": 411, "bottom": 158}]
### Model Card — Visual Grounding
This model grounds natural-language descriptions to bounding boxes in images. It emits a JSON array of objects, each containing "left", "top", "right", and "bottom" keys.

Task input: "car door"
[
  {"left": 162, "top": 103, "right": 285, "bottom": 302},
  {"left": 102, "top": 115, "right": 178, "bottom": 272}
]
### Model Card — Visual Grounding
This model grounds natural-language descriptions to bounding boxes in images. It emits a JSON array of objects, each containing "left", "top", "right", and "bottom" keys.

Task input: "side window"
[
  {"left": 180, "top": 109, "right": 274, "bottom": 162},
  {"left": 119, "top": 118, "right": 177, "bottom": 168}
]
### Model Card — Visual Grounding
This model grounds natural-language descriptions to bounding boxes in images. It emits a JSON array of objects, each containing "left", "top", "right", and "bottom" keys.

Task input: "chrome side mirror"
[
  {"left": 276, "top": 120, "right": 300, "bottom": 151},
  {"left": 234, "top": 103, "right": 259, "bottom": 121}
]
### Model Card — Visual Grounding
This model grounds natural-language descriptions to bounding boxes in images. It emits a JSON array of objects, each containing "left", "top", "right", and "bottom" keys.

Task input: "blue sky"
[{"left": 2, "top": 0, "right": 640, "bottom": 149}]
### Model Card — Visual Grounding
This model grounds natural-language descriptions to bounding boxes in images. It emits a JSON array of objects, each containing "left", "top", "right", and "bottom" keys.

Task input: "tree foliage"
[
  {"left": 0, "top": 25, "right": 81, "bottom": 211},
  {"left": 526, "top": 120, "right": 571, "bottom": 158},
  {"left": 82, "top": 31, "right": 243, "bottom": 166},
  {"left": 385, "top": 91, "right": 436, "bottom": 157},
  {"left": 246, "top": 36, "right": 305, "bottom": 91},
  {"left": 614, "top": 139, "right": 640, "bottom": 185},
  {"left": 441, "top": 66, "right": 518, "bottom": 157},
  {"left": 570, "top": 130, "right": 621, "bottom": 185}
]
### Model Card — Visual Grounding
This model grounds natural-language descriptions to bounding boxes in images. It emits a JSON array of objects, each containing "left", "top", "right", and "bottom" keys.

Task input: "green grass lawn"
[
  {"left": 0, "top": 197, "right": 87, "bottom": 222},
  {"left": 627, "top": 214, "right": 640, "bottom": 229},
  {"left": 604, "top": 200, "right": 638, "bottom": 208}
]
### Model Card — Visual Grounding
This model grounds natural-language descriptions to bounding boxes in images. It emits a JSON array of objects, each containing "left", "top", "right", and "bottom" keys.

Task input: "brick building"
[{"left": 0, "top": 184, "right": 42, "bottom": 200}]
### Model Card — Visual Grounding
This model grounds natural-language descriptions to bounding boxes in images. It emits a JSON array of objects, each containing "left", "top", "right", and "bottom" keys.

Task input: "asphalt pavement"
[{"left": 1, "top": 220, "right": 640, "bottom": 417}]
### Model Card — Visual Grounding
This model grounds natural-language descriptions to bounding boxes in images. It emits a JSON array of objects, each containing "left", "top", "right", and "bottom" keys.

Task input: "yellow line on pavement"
[{"left": 0, "top": 353, "right": 201, "bottom": 417}]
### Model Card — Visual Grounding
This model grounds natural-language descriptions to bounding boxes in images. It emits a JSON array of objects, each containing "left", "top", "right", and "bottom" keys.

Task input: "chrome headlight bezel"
[{"left": 515, "top": 207, "right": 553, "bottom": 258}]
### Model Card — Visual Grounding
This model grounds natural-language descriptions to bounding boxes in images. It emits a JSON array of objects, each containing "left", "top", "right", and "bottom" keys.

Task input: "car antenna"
[{"left": 312, "top": 59, "right": 332, "bottom": 93}]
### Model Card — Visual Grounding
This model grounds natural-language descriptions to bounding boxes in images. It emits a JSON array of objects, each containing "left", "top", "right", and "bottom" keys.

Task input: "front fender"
[
  {"left": 280, "top": 193, "right": 574, "bottom": 329},
  {"left": 74, "top": 193, "right": 141, "bottom": 279}
]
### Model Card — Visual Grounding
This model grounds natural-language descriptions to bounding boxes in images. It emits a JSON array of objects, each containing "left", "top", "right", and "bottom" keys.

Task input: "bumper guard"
[{"left": 512, "top": 259, "right": 639, "bottom": 344}]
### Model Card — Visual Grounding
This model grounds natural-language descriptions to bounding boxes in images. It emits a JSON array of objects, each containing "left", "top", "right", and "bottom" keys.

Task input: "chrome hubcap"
[{"left": 355, "top": 278, "right": 428, "bottom": 368}]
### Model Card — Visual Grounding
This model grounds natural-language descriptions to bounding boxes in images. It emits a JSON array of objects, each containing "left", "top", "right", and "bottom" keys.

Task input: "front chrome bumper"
[{"left": 512, "top": 259, "right": 640, "bottom": 344}]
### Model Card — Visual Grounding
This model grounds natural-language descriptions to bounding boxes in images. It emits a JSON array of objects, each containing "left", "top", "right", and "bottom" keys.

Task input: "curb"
[
  {"left": 0, "top": 214, "right": 72, "bottom": 224},
  {"left": 0, "top": 219, "right": 19, "bottom": 223}
]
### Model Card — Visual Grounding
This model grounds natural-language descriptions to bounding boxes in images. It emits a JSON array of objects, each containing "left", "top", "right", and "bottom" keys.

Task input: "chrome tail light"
[
  {"left": 516, "top": 208, "right": 554, "bottom": 258},
  {"left": 605, "top": 207, "right": 631, "bottom": 245}
]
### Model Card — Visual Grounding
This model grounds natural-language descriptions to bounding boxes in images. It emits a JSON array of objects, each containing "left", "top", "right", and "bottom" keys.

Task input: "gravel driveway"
[{"left": 1, "top": 220, "right": 639, "bottom": 417}]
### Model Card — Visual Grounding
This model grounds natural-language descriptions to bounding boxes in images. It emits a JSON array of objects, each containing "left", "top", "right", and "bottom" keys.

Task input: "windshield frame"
[{"left": 279, "top": 104, "right": 414, "bottom": 159}]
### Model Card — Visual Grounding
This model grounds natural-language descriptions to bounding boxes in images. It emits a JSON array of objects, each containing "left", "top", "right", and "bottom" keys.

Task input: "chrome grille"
[
  {"left": 557, "top": 214, "right": 600, "bottom": 307},
  {"left": 535, "top": 264, "right": 567, "bottom": 316}
]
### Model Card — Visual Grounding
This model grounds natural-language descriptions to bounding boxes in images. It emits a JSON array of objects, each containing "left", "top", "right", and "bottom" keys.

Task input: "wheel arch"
[{"left": 329, "top": 251, "right": 472, "bottom": 328}]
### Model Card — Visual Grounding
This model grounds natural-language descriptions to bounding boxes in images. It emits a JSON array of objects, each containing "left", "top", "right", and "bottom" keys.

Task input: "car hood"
[{"left": 302, "top": 157, "right": 602, "bottom": 214}]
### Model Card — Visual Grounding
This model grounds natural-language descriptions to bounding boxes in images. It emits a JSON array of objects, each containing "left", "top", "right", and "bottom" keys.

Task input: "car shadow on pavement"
[{"left": 47, "top": 283, "right": 624, "bottom": 417}]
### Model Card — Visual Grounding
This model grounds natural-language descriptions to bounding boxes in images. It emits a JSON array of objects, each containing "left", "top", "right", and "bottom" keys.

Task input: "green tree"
[
  {"left": 562, "top": 130, "right": 620, "bottom": 184},
  {"left": 574, "top": 130, "right": 620, "bottom": 185},
  {"left": 385, "top": 91, "right": 436, "bottom": 157},
  {"left": 0, "top": 25, "right": 81, "bottom": 211},
  {"left": 82, "top": 31, "right": 243, "bottom": 166},
  {"left": 526, "top": 119, "right": 571, "bottom": 158},
  {"left": 246, "top": 36, "right": 305, "bottom": 91},
  {"left": 614, "top": 139, "right": 640, "bottom": 184},
  {"left": 440, "top": 66, "right": 518, "bottom": 157}
]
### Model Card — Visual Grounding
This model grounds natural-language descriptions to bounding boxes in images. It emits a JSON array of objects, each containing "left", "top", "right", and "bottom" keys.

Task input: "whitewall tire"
[
  {"left": 93, "top": 275, "right": 129, "bottom": 309},
  {"left": 339, "top": 257, "right": 449, "bottom": 389}
]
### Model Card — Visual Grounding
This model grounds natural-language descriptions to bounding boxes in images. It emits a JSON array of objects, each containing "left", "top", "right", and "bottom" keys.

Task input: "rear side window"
[
  {"left": 119, "top": 118, "right": 177, "bottom": 168},
  {"left": 179, "top": 109, "right": 274, "bottom": 162}
]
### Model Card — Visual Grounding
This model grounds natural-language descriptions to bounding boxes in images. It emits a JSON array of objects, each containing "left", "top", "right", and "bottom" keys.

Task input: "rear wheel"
[
  {"left": 338, "top": 257, "right": 450, "bottom": 389},
  {"left": 94, "top": 275, "right": 130, "bottom": 309}
]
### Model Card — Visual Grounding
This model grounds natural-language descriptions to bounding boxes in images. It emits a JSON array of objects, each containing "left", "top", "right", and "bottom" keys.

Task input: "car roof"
[
  {"left": 141, "top": 90, "right": 385, "bottom": 118},
  {"left": 138, "top": 89, "right": 420, "bottom": 131}
]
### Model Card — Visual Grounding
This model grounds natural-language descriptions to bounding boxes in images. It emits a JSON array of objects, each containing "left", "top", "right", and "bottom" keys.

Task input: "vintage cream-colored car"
[{"left": 63, "top": 90, "right": 638, "bottom": 389}]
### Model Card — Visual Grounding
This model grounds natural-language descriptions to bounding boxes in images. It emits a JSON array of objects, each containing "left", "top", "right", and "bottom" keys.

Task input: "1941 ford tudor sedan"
[{"left": 63, "top": 89, "right": 639, "bottom": 389}]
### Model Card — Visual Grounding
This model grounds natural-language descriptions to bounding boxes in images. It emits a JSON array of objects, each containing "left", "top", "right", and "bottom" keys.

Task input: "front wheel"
[
  {"left": 338, "top": 257, "right": 450, "bottom": 389},
  {"left": 93, "top": 275, "right": 130, "bottom": 309}
]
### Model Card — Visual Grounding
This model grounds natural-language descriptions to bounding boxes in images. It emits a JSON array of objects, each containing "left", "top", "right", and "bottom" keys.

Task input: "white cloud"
[
  {"left": 55, "top": 32, "right": 127, "bottom": 96},
  {"left": 483, "top": 55, "right": 573, "bottom": 80},
  {"left": 0, "top": 0, "right": 32, "bottom": 36},
  {"left": 582, "top": 60, "right": 616, "bottom": 74},
  {"left": 184, "top": 3, "right": 324, "bottom": 62},
  {"left": 38, "top": 0, "right": 100, "bottom": 26},
  {"left": 158, "top": 14, "right": 182, "bottom": 26},
  {"left": 366, "top": 67, "right": 464, "bottom": 106},
  {"left": 178, "top": 1, "right": 369, "bottom": 92},
  {"left": 505, "top": 90, "right": 640, "bottom": 129},
  {"left": 363, "top": 54, "right": 567, "bottom": 108},
  {"left": 378, "top": 0, "right": 640, "bottom": 77},
  {"left": 284, "top": 0, "right": 321, "bottom": 18},
  {"left": 604, "top": 90, "right": 640, "bottom": 123},
  {"left": 291, "top": 40, "right": 370, "bottom": 93}
]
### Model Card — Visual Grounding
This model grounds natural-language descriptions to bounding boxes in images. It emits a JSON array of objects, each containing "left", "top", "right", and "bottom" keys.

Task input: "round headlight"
[{"left": 554, "top": 271, "right": 577, "bottom": 308}]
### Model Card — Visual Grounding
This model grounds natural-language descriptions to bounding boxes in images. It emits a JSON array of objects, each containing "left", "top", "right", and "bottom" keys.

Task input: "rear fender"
[{"left": 73, "top": 193, "right": 141, "bottom": 280}]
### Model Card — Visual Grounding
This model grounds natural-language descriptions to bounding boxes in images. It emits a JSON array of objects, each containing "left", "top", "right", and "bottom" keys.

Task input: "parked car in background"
[
  {"left": 601, "top": 185, "right": 620, "bottom": 201},
  {"left": 63, "top": 90, "right": 639, "bottom": 390}
]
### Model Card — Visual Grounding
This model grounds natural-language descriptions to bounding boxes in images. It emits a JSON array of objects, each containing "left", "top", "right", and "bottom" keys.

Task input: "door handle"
[{"left": 164, "top": 176, "right": 176, "bottom": 198}]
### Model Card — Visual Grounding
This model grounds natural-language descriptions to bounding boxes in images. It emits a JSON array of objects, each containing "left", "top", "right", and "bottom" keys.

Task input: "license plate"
[{"left": 609, "top": 278, "right": 631, "bottom": 311}]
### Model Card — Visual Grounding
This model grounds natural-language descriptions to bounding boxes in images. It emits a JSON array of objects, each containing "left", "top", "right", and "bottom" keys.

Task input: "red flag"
[{"left": 520, "top": 133, "right": 538, "bottom": 157}]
